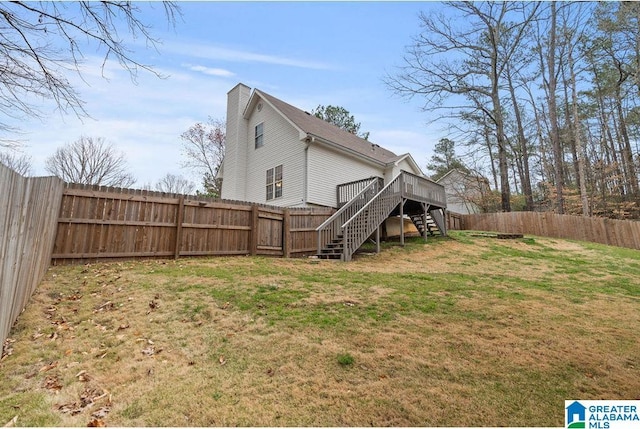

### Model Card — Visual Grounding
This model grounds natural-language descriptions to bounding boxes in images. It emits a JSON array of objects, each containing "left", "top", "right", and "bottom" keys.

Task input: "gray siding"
[
  {"left": 221, "top": 84, "right": 251, "bottom": 201},
  {"left": 437, "top": 170, "right": 485, "bottom": 214},
  {"left": 243, "top": 99, "right": 306, "bottom": 207},
  {"left": 388, "top": 157, "right": 422, "bottom": 180},
  {"left": 307, "top": 144, "right": 383, "bottom": 207}
]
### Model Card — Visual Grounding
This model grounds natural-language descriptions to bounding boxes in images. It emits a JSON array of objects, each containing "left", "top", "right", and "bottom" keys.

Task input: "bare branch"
[
  {"left": 44, "top": 136, "right": 136, "bottom": 187},
  {"left": 0, "top": 2, "right": 181, "bottom": 143},
  {"left": 180, "top": 117, "right": 225, "bottom": 196}
]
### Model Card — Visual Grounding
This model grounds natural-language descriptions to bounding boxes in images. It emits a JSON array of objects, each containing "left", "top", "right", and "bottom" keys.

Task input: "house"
[
  {"left": 219, "top": 83, "right": 447, "bottom": 260},
  {"left": 436, "top": 168, "right": 491, "bottom": 214},
  {"left": 220, "top": 83, "right": 427, "bottom": 208}
]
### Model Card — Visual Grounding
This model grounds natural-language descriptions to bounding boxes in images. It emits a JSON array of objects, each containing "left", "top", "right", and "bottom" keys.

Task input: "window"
[
  {"left": 266, "top": 165, "right": 283, "bottom": 200},
  {"left": 255, "top": 122, "right": 264, "bottom": 149}
]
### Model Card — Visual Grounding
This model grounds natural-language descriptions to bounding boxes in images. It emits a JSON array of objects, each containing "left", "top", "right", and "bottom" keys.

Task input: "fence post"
[
  {"left": 250, "top": 205, "right": 259, "bottom": 256},
  {"left": 283, "top": 208, "right": 290, "bottom": 258},
  {"left": 174, "top": 196, "right": 185, "bottom": 259}
]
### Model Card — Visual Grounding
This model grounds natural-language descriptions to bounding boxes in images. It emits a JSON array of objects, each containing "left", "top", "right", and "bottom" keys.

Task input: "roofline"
[
  {"left": 389, "top": 153, "right": 426, "bottom": 177},
  {"left": 306, "top": 133, "right": 388, "bottom": 167},
  {"left": 437, "top": 168, "right": 490, "bottom": 184},
  {"left": 245, "top": 89, "right": 308, "bottom": 140}
]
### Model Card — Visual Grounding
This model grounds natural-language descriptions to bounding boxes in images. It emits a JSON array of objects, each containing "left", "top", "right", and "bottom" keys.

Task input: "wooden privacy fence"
[
  {"left": 462, "top": 212, "right": 640, "bottom": 250},
  {"left": 1, "top": 164, "right": 64, "bottom": 347},
  {"left": 51, "top": 184, "right": 335, "bottom": 265}
]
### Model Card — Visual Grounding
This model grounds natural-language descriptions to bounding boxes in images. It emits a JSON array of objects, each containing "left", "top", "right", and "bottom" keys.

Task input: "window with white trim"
[
  {"left": 255, "top": 122, "right": 264, "bottom": 149},
  {"left": 266, "top": 165, "right": 283, "bottom": 200}
]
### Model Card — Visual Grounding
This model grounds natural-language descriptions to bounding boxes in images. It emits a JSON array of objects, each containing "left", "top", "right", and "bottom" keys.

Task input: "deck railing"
[
  {"left": 400, "top": 170, "right": 447, "bottom": 207},
  {"left": 316, "top": 177, "right": 382, "bottom": 255},
  {"left": 336, "top": 176, "right": 384, "bottom": 208}
]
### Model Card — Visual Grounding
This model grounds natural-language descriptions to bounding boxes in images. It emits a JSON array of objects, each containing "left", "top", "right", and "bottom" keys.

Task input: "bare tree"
[
  {"left": 155, "top": 173, "right": 196, "bottom": 195},
  {"left": 0, "top": 2, "right": 180, "bottom": 145},
  {"left": 538, "top": 2, "right": 566, "bottom": 214},
  {"left": 180, "top": 117, "right": 225, "bottom": 197},
  {"left": 386, "top": 1, "right": 540, "bottom": 212},
  {"left": 45, "top": 136, "right": 135, "bottom": 187},
  {"left": 0, "top": 150, "right": 32, "bottom": 176}
]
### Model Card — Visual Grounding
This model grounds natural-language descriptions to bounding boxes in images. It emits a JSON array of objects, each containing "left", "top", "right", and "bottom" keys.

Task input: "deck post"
[
  {"left": 376, "top": 224, "right": 380, "bottom": 254},
  {"left": 400, "top": 198, "right": 405, "bottom": 246},
  {"left": 422, "top": 202, "right": 428, "bottom": 241},
  {"left": 442, "top": 208, "right": 448, "bottom": 236}
]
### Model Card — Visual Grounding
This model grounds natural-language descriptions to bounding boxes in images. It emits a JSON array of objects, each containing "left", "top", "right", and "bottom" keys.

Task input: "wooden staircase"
[
  {"left": 409, "top": 213, "right": 440, "bottom": 236},
  {"left": 317, "top": 171, "right": 447, "bottom": 261},
  {"left": 317, "top": 234, "right": 345, "bottom": 260}
]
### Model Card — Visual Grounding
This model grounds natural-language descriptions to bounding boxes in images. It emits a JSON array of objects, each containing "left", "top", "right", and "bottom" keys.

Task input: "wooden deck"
[{"left": 317, "top": 171, "right": 447, "bottom": 261}]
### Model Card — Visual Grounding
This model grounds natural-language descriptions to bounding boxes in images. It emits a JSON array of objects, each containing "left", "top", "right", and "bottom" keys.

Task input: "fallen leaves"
[
  {"left": 56, "top": 385, "right": 110, "bottom": 420},
  {"left": 140, "top": 338, "right": 163, "bottom": 357},
  {"left": 43, "top": 375, "right": 62, "bottom": 391},
  {"left": 39, "top": 361, "right": 59, "bottom": 372},
  {"left": 141, "top": 346, "right": 156, "bottom": 356},
  {"left": 94, "top": 301, "right": 115, "bottom": 312},
  {"left": 218, "top": 355, "right": 227, "bottom": 366},
  {"left": 76, "top": 370, "right": 91, "bottom": 382},
  {"left": 80, "top": 386, "right": 108, "bottom": 407},
  {"left": 1, "top": 338, "right": 15, "bottom": 361},
  {"left": 91, "top": 406, "right": 110, "bottom": 419}
]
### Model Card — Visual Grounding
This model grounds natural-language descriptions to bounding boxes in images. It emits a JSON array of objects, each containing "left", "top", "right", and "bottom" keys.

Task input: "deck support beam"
[
  {"left": 400, "top": 198, "right": 406, "bottom": 246},
  {"left": 422, "top": 202, "right": 430, "bottom": 241},
  {"left": 376, "top": 224, "right": 380, "bottom": 254}
]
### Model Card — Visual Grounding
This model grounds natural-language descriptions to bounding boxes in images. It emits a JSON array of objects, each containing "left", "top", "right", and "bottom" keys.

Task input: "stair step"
[{"left": 317, "top": 254, "right": 341, "bottom": 260}]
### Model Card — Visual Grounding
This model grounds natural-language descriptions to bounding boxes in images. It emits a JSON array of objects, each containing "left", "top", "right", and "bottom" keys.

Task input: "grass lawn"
[{"left": 1, "top": 231, "right": 639, "bottom": 426}]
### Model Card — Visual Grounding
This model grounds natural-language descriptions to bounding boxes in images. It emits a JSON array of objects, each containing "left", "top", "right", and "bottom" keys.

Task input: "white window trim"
[
  {"left": 255, "top": 122, "right": 264, "bottom": 149},
  {"left": 266, "top": 165, "right": 283, "bottom": 201}
]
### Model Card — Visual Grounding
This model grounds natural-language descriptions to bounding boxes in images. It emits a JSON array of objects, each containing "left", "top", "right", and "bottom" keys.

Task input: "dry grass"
[{"left": 1, "top": 231, "right": 639, "bottom": 426}]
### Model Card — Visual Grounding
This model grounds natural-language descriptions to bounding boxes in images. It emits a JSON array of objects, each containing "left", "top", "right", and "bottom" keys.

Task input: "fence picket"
[
  {"left": 0, "top": 165, "right": 63, "bottom": 347},
  {"left": 461, "top": 212, "right": 640, "bottom": 251}
]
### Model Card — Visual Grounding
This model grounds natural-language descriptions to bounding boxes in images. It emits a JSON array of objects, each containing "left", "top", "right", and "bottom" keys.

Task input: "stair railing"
[
  {"left": 428, "top": 207, "right": 447, "bottom": 236},
  {"left": 316, "top": 177, "right": 381, "bottom": 255},
  {"left": 341, "top": 173, "right": 404, "bottom": 261}
]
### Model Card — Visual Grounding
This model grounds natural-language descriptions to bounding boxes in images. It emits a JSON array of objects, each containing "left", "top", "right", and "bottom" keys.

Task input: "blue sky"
[{"left": 10, "top": 1, "right": 448, "bottom": 189}]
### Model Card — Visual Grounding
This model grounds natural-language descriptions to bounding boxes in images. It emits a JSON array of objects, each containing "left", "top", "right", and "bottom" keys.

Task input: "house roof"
[
  {"left": 252, "top": 89, "right": 403, "bottom": 166},
  {"left": 437, "top": 168, "right": 490, "bottom": 185}
]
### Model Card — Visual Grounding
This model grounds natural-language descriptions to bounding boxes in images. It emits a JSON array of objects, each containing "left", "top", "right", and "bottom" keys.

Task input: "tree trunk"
[
  {"left": 489, "top": 25, "right": 511, "bottom": 212},
  {"left": 614, "top": 73, "right": 639, "bottom": 195},
  {"left": 506, "top": 65, "right": 534, "bottom": 210},
  {"left": 562, "top": 64, "right": 581, "bottom": 188},
  {"left": 547, "top": 2, "right": 565, "bottom": 214},
  {"left": 569, "top": 46, "right": 590, "bottom": 216}
]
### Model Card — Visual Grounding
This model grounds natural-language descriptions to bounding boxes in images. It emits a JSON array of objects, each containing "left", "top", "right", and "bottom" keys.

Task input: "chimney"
[{"left": 221, "top": 83, "right": 251, "bottom": 200}]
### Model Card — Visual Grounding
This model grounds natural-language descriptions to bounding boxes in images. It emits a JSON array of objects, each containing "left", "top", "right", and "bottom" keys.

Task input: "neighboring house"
[
  {"left": 219, "top": 83, "right": 426, "bottom": 208},
  {"left": 436, "top": 168, "right": 491, "bottom": 214}
]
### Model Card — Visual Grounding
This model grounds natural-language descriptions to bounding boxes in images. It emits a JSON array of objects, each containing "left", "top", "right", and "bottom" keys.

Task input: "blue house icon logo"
[{"left": 566, "top": 401, "right": 586, "bottom": 428}]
